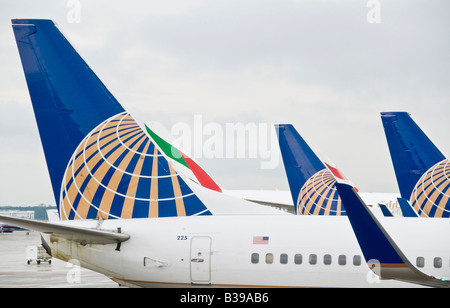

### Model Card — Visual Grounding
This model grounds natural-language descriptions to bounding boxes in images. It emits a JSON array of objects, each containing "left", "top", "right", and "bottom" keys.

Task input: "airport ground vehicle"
[{"left": 26, "top": 245, "right": 52, "bottom": 265}]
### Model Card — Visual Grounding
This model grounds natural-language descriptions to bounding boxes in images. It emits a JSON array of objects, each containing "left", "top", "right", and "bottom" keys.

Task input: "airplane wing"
[
  {"left": 332, "top": 179, "right": 450, "bottom": 287},
  {"left": 275, "top": 124, "right": 349, "bottom": 216},
  {"left": 241, "top": 199, "right": 295, "bottom": 214},
  {"left": 0, "top": 215, "right": 129, "bottom": 245}
]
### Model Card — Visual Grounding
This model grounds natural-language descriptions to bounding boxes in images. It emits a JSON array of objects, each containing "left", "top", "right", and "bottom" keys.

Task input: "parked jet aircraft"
[
  {"left": 381, "top": 112, "right": 450, "bottom": 217},
  {"left": 3, "top": 19, "right": 450, "bottom": 288}
]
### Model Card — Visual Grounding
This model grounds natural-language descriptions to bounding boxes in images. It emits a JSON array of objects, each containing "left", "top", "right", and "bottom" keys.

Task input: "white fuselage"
[{"left": 42, "top": 215, "right": 450, "bottom": 288}]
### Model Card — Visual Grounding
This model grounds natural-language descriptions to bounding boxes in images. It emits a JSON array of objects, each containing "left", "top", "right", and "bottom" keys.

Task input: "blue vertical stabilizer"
[
  {"left": 275, "top": 124, "right": 327, "bottom": 211},
  {"left": 381, "top": 112, "right": 445, "bottom": 199},
  {"left": 12, "top": 19, "right": 125, "bottom": 206},
  {"left": 12, "top": 19, "right": 210, "bottom": 220}
]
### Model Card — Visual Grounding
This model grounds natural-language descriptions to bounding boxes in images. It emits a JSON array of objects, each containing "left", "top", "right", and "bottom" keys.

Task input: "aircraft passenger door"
[{"left": 190, "top": 236, "right": 211, "bottom": 285}]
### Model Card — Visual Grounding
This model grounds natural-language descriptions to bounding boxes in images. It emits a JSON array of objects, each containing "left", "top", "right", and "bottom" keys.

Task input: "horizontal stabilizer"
[
  {"left": 12, "top": 19, "right": 125, "bottom": 206},
  {"left": 0, "top": 215, "right": 129, "bottom": 245}
]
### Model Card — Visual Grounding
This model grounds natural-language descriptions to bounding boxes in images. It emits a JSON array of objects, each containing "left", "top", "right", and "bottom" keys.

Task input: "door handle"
[{"left": 191, "top": 258, "right": 204, "bottom": 263}]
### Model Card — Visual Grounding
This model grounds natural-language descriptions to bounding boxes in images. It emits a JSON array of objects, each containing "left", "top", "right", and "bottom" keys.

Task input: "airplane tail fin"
[
  {"left": 327, "top": 163, "right": 450, "bottom": 287},
  {"left": 12, "top": 19, "right": 211, "bottom": 220},
  {"left": 381, "top": 112, "right": 445, "bottom": 199},
  {"left": 381, "top": 112, "right": 450, "bottom": 217},
  {"left": 335, "top": 181, "right": 449, "bottom": 287},
  {"left": 275, "top": 124, "right": 346, "bottom": 215}
]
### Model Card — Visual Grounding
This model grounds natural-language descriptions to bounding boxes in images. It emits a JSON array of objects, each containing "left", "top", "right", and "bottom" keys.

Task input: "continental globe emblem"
[
  {"left": 296, "top": 169, "right": 346, "bottom": 216},
  {"left": 410, "top": 159, "right": 450, "bottom": 218},
  {"left": 59, "top": 112, "right": 209, "bottom": 221}
]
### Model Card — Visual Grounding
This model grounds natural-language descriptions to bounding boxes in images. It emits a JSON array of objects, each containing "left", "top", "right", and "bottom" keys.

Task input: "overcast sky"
[{"left": 1, "top": 0, "right": 449, "bottom": 205}]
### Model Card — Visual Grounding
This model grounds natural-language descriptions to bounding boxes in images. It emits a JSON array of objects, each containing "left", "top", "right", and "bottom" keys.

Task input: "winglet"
[
  {"left": 397, "top": 198, "right": 419, "bottom": 218},
  {"left": 334, "top": 181, "right": 450, "bottom": 287},
  {"left": 379, "top": 204, "right": 394, "bottom": 217}
]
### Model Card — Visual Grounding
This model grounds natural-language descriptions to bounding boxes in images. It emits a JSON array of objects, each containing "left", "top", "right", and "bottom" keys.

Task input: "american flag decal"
[{"left": 253, "top": 236, "right": 269, "bottom": 245}]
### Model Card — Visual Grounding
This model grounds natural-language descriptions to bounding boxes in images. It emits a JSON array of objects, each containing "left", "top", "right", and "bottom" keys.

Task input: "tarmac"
[{"left": 0, "top": 230, "right": 118, "bottom": 288}]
